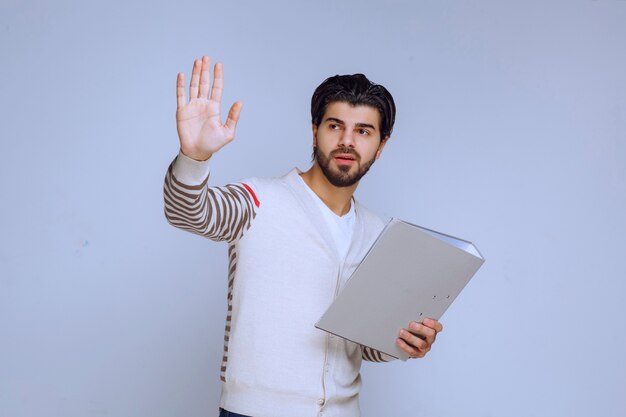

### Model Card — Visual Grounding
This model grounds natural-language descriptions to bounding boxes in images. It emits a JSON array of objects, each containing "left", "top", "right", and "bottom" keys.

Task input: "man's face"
[{"left": 313, "top": 101, "right": 387, "bottom": 187}]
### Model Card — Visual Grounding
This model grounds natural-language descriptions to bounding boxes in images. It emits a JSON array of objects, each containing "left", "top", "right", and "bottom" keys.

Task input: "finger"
[
  {"left": 176, "top": 72, "right": 186, "bottom": 109},
  {"left": 189, "top": 58, "right": 201, "bottom": 99},
  {"left": 409, "top": 322, "right": 437, "bottom": 345},
  {"left": 225, "top": 101, "right": 243, "bottom": 130},
  {"left": 399, "top": 329, "right": 428, "bottom": 351},
  {"left": 198, "top": 56, "right": 211, "bottom": 99},
  {"left": 210, "top": 62, "right": 224, "bottom": 102},
  {"left": 423, "top": 318, "right": 444, "bottom": 333},
  {"left": 396, "top": 337, "right": 425, "bottom": 359}
]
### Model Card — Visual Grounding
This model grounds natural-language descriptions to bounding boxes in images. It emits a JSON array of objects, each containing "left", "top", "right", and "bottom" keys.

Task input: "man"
[{"left": 164, "top": 56, "right": 443, "bottom": 417}]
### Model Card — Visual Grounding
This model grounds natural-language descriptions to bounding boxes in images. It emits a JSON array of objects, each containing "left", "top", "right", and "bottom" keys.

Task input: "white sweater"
[{"left": 164, "top": 152, "right": 391, "bottom": 417}]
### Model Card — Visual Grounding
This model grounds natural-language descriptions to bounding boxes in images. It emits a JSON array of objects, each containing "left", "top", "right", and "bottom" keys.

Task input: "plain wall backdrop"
[{"left": 1, "top": 1, "right": 625, "bottom": 416}]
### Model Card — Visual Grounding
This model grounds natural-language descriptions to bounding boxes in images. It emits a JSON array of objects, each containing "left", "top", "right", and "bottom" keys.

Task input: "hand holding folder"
[
  {"left": 315, "top": 218, "right": 485, "bottom": 361},
  {"left": 396, "top": 317, "right": 444, "bottom": 359}
]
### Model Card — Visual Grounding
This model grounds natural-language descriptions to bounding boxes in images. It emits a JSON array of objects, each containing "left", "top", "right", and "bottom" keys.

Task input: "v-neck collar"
[{"left": 283, "top": 168, "right": 365, "bottom": 265}]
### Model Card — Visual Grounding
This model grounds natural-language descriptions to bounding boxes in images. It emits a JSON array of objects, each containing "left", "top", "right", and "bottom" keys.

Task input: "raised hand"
[{"left": 176, "top": 56, "right": 243, "bottom": 161}]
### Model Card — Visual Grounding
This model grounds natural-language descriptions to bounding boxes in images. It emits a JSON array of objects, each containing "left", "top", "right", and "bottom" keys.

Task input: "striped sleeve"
[
  {"left": 361, "top": 345, "right": 395, "bottom": 363},
  {"left": 163, "top": 153, "right": 259, "bottom": 243}
]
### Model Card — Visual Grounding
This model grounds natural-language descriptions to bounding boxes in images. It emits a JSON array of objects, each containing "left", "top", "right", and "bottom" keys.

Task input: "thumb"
[{"left": 225, "top": 101, "right": 243, "bottom": 131}]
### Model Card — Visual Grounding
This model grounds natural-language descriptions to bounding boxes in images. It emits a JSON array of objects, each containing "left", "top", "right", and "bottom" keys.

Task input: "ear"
[
  {"left": 312, "top": 124, "right": 318, "bottom": 147},
  {"left": 375, "top": 136, "right": 389, "bottom": 160}
]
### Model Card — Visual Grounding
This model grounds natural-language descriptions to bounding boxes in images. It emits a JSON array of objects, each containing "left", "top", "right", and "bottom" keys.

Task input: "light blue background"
[{"left": 1, "top": 1, "right": 625, "bottom": 416}]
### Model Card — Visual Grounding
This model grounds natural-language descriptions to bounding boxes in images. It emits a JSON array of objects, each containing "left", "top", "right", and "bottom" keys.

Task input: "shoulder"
[
  {"left": 233, "top": 169, "right": 297, "bottom": 206},
  {"left": 236, "top": 169, "right": 295, "bottom": 192}
]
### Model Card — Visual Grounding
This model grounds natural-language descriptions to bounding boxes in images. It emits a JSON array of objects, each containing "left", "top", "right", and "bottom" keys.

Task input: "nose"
[{"left": 338, "top": 128, "right": 356, "bottom": 148}]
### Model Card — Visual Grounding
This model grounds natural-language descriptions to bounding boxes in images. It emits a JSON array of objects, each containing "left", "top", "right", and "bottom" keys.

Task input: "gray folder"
[{"left": 315, "top": 218, "right": 485, "bottom": 360}]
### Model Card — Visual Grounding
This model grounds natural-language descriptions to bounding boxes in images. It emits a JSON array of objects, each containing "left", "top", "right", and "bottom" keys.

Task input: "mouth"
[
  {"left": 333, "top": 154, "right": 357, "bottom": 166},
  {"left": 331, "top": 148, "right": 359, "bottom": 161}
]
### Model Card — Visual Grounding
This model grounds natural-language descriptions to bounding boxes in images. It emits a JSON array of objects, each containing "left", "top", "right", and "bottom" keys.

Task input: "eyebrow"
[{"left": 323, "top": 117, "right": 377, "bottom": 131}]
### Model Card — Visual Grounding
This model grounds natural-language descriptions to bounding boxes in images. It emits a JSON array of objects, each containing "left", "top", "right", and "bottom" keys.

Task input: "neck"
[{"left": 300, "top": 163, "right": 357, "bottom": 216}]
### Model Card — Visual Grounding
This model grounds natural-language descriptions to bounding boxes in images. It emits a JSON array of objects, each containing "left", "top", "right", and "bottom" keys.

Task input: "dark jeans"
[{"left": 218, "top": 408, "right": 252, "bottom": 417}]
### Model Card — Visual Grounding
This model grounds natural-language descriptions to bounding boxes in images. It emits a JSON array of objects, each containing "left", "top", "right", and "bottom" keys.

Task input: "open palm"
[{"left": 176, "top": 56, "right": 243, "bottom": 161}]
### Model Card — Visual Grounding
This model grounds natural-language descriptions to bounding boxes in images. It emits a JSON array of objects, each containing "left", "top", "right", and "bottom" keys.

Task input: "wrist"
[
  {"left": 180, "top": 147, "right": 213, "bottom": 162},
  {"left": 172, "top": 150, "right": 211, "bottom": 185}
]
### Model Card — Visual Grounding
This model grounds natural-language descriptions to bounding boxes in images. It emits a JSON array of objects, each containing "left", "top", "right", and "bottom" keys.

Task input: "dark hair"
[{"left": 311, "top": 74, "right": 396, "bottom": 141}]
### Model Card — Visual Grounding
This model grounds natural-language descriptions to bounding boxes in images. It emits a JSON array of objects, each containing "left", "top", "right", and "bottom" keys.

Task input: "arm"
[
  {"left": 163, "top": 153, "right": 258, "bottom": 242},
  {"left": 164, "top": 56, "right": 255, "bottom": 243},
  {"left": 361, "top": 345, "right": 395, "bottom": 363}
]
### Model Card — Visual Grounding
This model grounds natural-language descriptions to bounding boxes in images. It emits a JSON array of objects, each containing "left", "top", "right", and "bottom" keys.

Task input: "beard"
[{"left": 314, "top": 146, "right": 377, "bottom": 187}]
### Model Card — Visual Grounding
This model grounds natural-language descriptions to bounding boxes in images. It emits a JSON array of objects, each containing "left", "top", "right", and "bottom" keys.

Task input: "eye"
[
  {"left": 358, "top": 129, "right": 370, "bottom": 136},
  {"left": 329, "top": 123, "right": 340, "bottom": 130}
]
